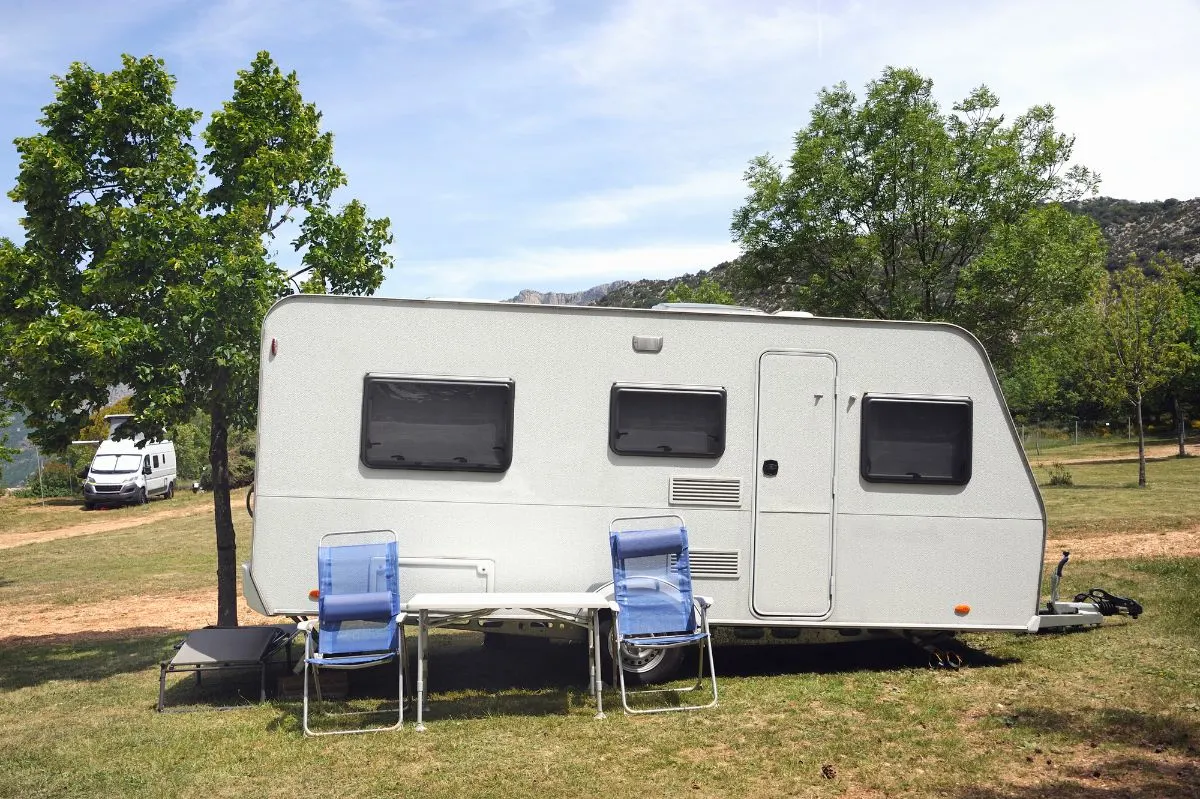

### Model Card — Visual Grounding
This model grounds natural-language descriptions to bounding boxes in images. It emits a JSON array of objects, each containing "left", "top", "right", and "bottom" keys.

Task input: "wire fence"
[{"left": 1016, "top": 417, "right": 1192, "bottom": 455}]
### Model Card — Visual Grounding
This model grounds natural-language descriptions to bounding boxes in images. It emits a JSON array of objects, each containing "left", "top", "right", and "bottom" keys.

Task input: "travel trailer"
[
  {"left": 83, "top": 414, "right": 177, "bottom": 509},
  {"left": 243, "top": 296, "right": 1114, "bottom": 681}
]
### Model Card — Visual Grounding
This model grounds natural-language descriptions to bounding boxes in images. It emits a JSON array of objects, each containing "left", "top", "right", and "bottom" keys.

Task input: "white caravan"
[
  {"left": 244, "top": 296, "right": 1099, "bottom": 679},
  {"left": 83, "top": 415, "right": 177, "bottom": 509}
]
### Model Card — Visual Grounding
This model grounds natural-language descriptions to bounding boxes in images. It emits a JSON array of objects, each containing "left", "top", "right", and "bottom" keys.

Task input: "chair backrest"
[
  {"left": 609, "top": 524, "right": 695, "bottom": 637},
  {"left": 317, "top": 538, "right": 400, "bottom": 656}
]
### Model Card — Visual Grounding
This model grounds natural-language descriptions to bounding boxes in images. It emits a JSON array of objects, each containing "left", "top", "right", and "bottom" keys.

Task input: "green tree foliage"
[
  {"left": 1085, "top": 257, "right": 1194, "bottom": 486},
  {"left": 665, "top": 277, "right": 737, "bottom": 305},
  {"left": 732, "top": 66, "right": 1105, "bottom": 377},
  {"left": 0, "top": 401, "right": 17, "bottom": 484},
  {"left": 0, "top": 53, "right": 393, "bottom": 626}
]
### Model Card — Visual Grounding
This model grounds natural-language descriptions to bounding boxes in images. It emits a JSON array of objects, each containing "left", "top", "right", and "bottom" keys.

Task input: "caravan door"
[{"left": 752, "top": 351, "right": 836, "bottom": 617}]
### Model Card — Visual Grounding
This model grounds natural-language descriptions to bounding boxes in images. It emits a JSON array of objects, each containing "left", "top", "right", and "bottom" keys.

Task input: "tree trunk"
[
  {"left": 210, "top": 366, "right": 239, "bottom": 627},
  {"left": 1177, "top": 395, "right": 1187, "bottom": 458},
  {"left": 1135, "top": 388, "right": 1147, "bottom": 488}
]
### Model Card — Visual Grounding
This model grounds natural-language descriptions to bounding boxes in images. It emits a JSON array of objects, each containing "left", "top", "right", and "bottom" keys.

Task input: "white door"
[{"left": 752, "top": 352, "right": 837, "bottom": 616}]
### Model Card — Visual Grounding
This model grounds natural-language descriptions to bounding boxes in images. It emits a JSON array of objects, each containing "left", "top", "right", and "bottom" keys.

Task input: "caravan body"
[{"left": 245, "top": 296, "right": 1047, "bottom": 638}]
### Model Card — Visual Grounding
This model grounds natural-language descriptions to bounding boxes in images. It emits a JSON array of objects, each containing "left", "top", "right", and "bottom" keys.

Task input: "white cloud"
[
  {"left": 386, "top": 241, "right": 742, "bottom": 299},
  {"left": 539, "top": 169, "right": 745, "bottom": 229}
]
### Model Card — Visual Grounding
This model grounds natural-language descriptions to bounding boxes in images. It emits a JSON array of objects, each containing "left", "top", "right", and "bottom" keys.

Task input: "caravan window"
[
  {"left": 860, "top": 396, "right": 972, "bottom": 485},
  {"left": 609, "top": 385, "right": 726, "bottom": 458},
  {"left": 361, "top": 377, "right": 514, "bottom": 472}
]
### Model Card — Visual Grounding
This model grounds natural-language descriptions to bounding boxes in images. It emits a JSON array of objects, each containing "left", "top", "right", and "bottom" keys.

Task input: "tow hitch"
[{"left": 1030, "top": 551, "right": 1143, "bottom": 632}]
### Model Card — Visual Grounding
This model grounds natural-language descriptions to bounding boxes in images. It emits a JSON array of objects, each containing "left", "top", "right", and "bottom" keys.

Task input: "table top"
[{"left": 406, "top": 591, "right": 616, "bottom": 612}]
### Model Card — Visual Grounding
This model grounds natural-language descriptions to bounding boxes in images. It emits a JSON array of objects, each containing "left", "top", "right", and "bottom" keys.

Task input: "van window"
[
  {"left": 153, "top": 455, "right": 160, "bottom": 468},
  {"left": 361, "top": 376, "right": 514, "bottom": 472},
  {"left": 860, "top": 396, "right": 972, "bottom": 485},
  {"left": 609, "top": 385, "right": 726, "bottom": 458}
]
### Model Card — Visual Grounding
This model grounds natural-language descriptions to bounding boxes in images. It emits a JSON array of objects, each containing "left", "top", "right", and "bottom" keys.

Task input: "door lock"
[{"left": 762, "top": 460, "right": 779, "bottom": 477}]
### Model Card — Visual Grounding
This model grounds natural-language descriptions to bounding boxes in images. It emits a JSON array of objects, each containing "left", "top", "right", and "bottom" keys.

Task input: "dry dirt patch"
[
  {"left": 1046, "top": 528, "right": 1200, "bottom": 562},
  {"left": 0, "top": 590, "right": 260, "bottom": 646},
  {"left": 1028, "top": 442, "right": 1194, "bottom": 467}
]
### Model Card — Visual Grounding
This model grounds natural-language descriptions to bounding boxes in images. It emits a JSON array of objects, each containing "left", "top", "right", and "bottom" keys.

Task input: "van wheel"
[
  {"left": 84, "top": 502, "right": 95, "bottom": 511},
  {"left": 598, "top": 617, "right": 684, "bottom": 686},
  {"left": 166, "top": 482, "right": 174, "bottom": 500},
  {"left": 139, "top": 488, "right": 148, "bottom": 505}
]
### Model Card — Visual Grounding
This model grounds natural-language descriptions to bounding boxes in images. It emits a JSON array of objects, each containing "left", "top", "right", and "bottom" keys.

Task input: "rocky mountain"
[
  {"left": 505, "top": 281, "right": 629, "bottom": 306},
  {"left": 1065, "top": 196, "right": 1200, "bottom": 270}
]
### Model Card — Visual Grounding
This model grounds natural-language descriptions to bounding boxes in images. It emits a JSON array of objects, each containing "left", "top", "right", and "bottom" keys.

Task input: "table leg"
[
  {"left": 416, "top": 610, "right": 428, "bottom": 732},
  {"left": 591, "top": 611, "right": 605, "bottom": 719}
]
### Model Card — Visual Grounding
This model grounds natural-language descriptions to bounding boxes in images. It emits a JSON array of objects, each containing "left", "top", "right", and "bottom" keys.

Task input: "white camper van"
[
  {"left": 83, "top": 415, "right": 177, "bottom": 509},
  {"left": 244, "top": 296, "right": 1110, "bottom": 680}
]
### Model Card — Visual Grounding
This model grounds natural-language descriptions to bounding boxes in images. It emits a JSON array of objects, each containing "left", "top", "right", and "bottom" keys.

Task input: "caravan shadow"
[{"left": 711, "top": 636, "right": 1016, "bottom": 678}]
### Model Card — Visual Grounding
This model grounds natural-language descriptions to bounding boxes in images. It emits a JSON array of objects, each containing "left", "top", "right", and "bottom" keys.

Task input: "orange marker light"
[
  {"left": 954, "top": 604, "right": 971, "bottom": 616},
  {"left": 308, "top": 589, "right": 320, "bottom": 601}
]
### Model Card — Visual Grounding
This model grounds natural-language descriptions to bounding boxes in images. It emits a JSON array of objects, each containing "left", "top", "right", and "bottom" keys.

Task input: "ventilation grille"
[
  {"left": 671, "top": 549, "right": 740, "bottom": 579},
  {"left": 668, "top": 476, "right": 742, "bottom": 507}
]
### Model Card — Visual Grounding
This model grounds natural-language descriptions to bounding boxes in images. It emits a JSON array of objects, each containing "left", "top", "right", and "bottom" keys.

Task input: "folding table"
[{"left": 405, "top": 592, "right": 616, "bottom": 730}]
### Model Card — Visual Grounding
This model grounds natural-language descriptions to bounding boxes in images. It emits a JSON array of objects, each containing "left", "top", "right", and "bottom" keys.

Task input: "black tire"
[
  {"left": 165, "top": 481, "right": 174, "bottom": 500},
  {"left": 139, "top": 488, "right": 148, "bottom": 505},
  {"left": 83, "top": 502, "right": 95, "bottom": 511},
  {"left": 598, "top": 616, "right": 685, "bottom": 686}
]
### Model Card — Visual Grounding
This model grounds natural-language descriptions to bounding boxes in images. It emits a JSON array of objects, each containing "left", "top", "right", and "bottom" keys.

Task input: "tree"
[
  {"left": 0, "top": 401, "right": 17, "bottom": 484},
  {"left": 732, "top": 67, "right": 1105, "bottom": 375},
  {"left": 0, "top": 53, "right": 392, "bottom": 626},
  {"left": 665, "top": 276, "right": 736, "bottom": 305},
  {"left": 1086, "top": 257, "right": 1193, "bottom": 487}
]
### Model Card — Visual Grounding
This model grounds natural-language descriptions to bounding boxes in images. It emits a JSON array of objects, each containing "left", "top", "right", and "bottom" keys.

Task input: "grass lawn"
[
  {"left": 0, "top": 484, "right": 1197, "bottom": 797},
  {"left": 1039, "top": 456, "right": 1200, "bottom": 537}
]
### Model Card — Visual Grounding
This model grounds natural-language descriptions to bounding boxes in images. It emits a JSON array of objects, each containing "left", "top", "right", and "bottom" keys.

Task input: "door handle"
[{"left": 762, "top": 460, "right": 779, "bottom": 477}]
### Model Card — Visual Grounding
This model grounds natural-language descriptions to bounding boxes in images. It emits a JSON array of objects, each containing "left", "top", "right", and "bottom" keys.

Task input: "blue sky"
[{"left": 1, "top": 0, "right": 1198, "bottom": 300}]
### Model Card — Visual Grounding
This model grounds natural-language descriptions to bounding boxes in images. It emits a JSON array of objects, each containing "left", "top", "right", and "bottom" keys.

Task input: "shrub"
[{"left": 1047, "top": 463, "right": 1074, "bottom": 487}]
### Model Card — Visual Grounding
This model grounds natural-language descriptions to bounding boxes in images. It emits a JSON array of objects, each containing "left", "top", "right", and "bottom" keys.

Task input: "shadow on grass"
[
  {"left": 1005, "top": 707, "right": 1197, "bottom": 751},
  {"left": 0, "top": 627, "right": 180, "bottom": 691},
  {"left": 713, "top": 637, "right": 1015, "bottom": 677},
  {"left": 960, "top": 754, "right": 1198, "bottom": 799}
]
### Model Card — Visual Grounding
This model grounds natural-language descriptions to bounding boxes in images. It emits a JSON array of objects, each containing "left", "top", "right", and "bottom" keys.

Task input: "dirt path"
[
  {"left": 1028, "top": 442, "right": 1194, "bottom": 467},
  {"left": 0, "top": 502, "right": 213, "bottom": 550},
  {"left": 1046, "top": 527, "right": 1200, "bottom": 562},
  {"left": 0, "top": 590, "right": 262, "bottom": 647}
]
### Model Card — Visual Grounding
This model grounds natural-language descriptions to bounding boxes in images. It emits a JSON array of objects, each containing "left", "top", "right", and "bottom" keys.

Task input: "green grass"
[
  {"left": 1040, "top": 456, "right": 1200, "bottom": 536},
  {"left": 0, "top": 489, "right": 216, "bottom": 536},
  {"left": 0, "top": 489, "right": 1197, "bottom": 797}
]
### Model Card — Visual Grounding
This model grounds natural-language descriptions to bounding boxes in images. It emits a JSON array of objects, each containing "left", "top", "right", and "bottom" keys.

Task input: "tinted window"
[
  {"left": 610, "top": 386, "right": 726, "bottom": 458},
  {"left": 153, "top": 455, "right": 160, "bottom": 468},
  {"left": 362, "top": 377, "right": 514, "bottom": 472},
  {"left": 861, "top": 397, "right": 972, "bottom": 485}
]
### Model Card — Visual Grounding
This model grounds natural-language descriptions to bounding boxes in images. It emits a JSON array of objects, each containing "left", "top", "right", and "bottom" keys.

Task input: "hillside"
[
  {"left": 1065, "top": 196, "right": 1200, "bottom": 270},
  {"left": 595, "top": 197, "right": 1200, "bottom": 310}
]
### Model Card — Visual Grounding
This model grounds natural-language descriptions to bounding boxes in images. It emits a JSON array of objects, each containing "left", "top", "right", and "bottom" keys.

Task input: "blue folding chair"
[
  {"left": 609, "top": 516, "right": 718, "bottom": 714},
  {"left": 302, "top": 530, "right": 405, "bottom": 736}
]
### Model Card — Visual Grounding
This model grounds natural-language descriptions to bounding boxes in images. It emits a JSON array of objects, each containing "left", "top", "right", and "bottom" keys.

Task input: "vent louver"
[
  {"left": 668, "top": 476, "right": 742, "bottom": 507},
  {"left": 671, "top": 549, "right": 740, "bottom": 579}
]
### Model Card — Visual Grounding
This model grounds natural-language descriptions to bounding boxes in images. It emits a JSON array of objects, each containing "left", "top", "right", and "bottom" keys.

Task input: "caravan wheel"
[
  {"left": 599, "top": 618, "right": 684, "bottom": 686},
  {"left": 166, "top": 482, "right": 174, "bottom": 500}
]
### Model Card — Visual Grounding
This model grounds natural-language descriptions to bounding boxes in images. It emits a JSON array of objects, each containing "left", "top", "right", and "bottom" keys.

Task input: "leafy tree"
[
  {"left": 0, "top": 53, "right": 392, "bottom": 626},
  {"left": 732, "top": 66, "right": 1105, "bottom": 374},
  {"left": 665, "top": 277, "right": 736, "bottom": 305},
  {"left": 1085, "top": 257, "right": 1193, "bottom": 486},
  {"left": 0, "top": 401, "right": 17, "bottom": 484}
]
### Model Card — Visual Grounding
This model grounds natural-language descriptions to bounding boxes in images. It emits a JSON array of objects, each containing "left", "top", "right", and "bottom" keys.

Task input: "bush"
[
  {"left": 14, "top": 460, "right": 79, "bottom": 498},
  {"left": 1046, "top": 462, "right": 1074, "bottom": 487}
]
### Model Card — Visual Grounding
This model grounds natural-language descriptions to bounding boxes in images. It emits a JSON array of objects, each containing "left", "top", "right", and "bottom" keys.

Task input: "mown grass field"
[{"left": 0, "top": 460, "right": 1197, "bottom": 798}]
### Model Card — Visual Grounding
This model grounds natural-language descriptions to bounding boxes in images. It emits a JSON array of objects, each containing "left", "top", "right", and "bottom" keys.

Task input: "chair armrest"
[
  {"left": 296, "top": 619, "right": 316, "bottom": 633},
  {"left": 695, "top": 596, "right": 714, "bottom": 609},
  {"left": 394, "top": 612, "right": 407, "bottom": 624}
]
